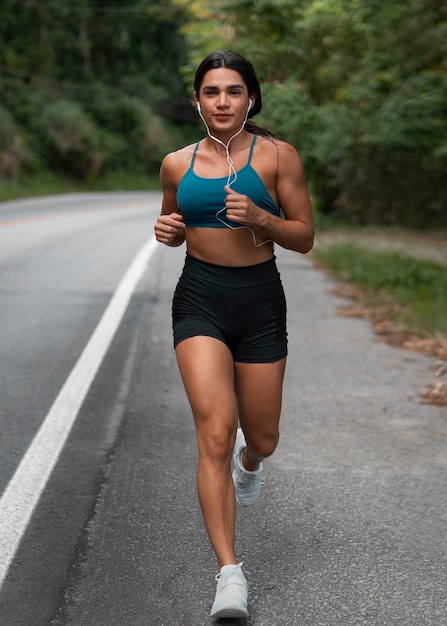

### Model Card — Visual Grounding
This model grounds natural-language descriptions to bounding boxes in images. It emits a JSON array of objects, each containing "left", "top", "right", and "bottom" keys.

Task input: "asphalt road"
[{"left": 1, "top": 193, "right": 446, "bottom": 626}]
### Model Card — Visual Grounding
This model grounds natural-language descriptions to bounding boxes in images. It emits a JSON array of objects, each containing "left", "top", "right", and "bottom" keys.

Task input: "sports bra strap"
[
  {"left": 190, "top": 135, "right": 257, "bottom": 168},
  {"left": 247, "top": 134, "right": 257, "bottom": 163},
  {"left": 190, "top": 142, "right": 200, "bottom": 167}
]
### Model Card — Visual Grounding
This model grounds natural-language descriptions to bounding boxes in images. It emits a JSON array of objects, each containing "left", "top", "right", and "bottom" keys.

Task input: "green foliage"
[
  {"left": 0, "top": 169, "right": 161, "bottom": 203},
  {"left": 39, "top": 100, "right": 103, "bottom": 179},
  {"left": 313, "top": 71, "right": 447, "bottom": 227},
  {"left": 181, "top": 0, "right": 447, "bottom": 228},
  {"left": 86, "top": 94, "right": 155, "bottom": 171},
  {"left": 314, "top": 242, "right": 447, "bottom": 335},
  {"left": 0, "top": 0, "right": 195, "bottom": 185},
  {"left": 257, "top": 80, "right": 317, "bottom": 163},
  {"left": 1, "top": 0, "right": 446, "bottom": 225},
  {"left": 305, "top": 0, "right": 447, "bottom": 227},
  {"left": 0, "top": 105, "right": 33, "bottom": 180},
  {"left": 179, "top": 0, "right": 305, "bottom": 84}
]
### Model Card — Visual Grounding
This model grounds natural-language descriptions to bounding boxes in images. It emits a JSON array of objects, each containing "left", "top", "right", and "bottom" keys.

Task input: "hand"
[
  {"left": 154, "top": 212, "right": 185, "bottom": 245},
  {"left": 224, "top": 186, "right": 262, "bottom": 226}
]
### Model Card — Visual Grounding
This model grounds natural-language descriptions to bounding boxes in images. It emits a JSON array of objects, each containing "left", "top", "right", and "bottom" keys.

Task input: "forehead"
[{"left": 200, "top": 67, "right": 246, "bottom": 90}]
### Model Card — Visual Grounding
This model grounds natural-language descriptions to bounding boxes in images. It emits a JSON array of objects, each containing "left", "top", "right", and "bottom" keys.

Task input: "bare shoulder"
[
  {"left": 274, "top": 139, "right": 305, "bottom": 179},
  {"left": 255, "top": 135, "right": 298, "bottom": 155},
  {"left": 160, "top": 143, "right": 196, "bottom": 186},
  {"left": 253, "top": 136, "right": 304, "bottom": 183},
  {"left": 273, "top": 138, "right": 302, "bottom": 161},
  {"left": 255, "top": 136, "right": 302, "bottom": 166},
  {"left": 162, "top": 143, "right": 196, "bottom": 166}
]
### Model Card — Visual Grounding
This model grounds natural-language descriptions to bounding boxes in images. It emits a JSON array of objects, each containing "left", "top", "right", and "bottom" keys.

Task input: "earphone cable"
[{"left": 197, "top": 105, "right": 274, "bottom": 248}]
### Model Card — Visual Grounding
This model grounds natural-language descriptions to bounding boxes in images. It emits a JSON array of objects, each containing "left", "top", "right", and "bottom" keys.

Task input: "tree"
[
  {"left": 178, "top": 0, "right": 447, "bottom": 227},
  {"left": 0, "top": 0, "right": 194, "bottom": 179}
]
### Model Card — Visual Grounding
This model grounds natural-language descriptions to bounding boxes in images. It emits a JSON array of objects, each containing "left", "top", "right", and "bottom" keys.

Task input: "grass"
[
  {"left": 313, "top": 241, "right": 447, "bottom": 338},
  {"left": 0, "top": 169, "right": 161, "bottom": 202}
]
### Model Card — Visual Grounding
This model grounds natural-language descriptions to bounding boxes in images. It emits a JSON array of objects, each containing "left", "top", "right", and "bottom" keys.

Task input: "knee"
[
  {"left": 248, "top": 430, "right": 279, "bottom": 460},
  {"left": 198, "top": 427, "right": 235, "bottom": 465}
]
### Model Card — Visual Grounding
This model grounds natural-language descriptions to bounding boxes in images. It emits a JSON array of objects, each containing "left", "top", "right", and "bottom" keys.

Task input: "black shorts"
[{"left": 172, "top": 254, "right": 287, "bottom": 363}]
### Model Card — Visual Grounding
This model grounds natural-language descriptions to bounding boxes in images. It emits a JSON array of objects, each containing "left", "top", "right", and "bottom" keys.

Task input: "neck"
[{"left": 203, "top": 129, "right": 250, "bottom": 153}]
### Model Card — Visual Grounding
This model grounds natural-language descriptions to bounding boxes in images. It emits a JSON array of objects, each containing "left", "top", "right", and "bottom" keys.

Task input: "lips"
[{"left": 214, "top": 114, "right": 232, "bottom": 121}]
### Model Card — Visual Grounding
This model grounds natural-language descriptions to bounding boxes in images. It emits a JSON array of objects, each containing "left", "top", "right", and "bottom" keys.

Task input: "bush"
[
  {"left": 312, "top": 73, "right": 447, "bottom": 228},
  {"left": 0, "top": 106, "right": 33, "bottom": 180},
  {"left": 259, "top": 80, "right": 317, "bottom": 163},
  {"left": 87, "top": 92, "right": 180, "bottom": 172},
  {"left": 40, "top": 100, "right": 103, "bottom": 179}
]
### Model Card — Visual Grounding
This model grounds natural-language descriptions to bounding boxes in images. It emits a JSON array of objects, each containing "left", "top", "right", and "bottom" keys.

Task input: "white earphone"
[{"left": 196, "top": 101, "right": 201, "bottom": 113}]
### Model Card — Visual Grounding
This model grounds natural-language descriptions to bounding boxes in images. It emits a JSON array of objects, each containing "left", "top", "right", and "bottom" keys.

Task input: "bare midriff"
[{"left": 185, "top": 227, "right": 274, "bottom": 267}]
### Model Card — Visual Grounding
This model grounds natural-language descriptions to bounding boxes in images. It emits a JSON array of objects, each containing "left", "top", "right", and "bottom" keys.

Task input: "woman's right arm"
[{"left": 154, "top": 153, "right": 186, "bottom": 247}]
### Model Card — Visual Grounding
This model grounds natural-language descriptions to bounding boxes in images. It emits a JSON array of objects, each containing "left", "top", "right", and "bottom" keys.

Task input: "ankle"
[
  {"left": 218, "top": 560, "right": 237, "bottom": 569},
  {"left": 241, "top": 448, "right": 262, "bottom": 472}
]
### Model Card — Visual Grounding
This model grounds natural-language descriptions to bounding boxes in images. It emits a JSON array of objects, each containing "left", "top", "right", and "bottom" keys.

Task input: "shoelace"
[
  {"left": 215, "top": 563, "right": 244, "bottom": 583},
  {"left": 236, "top": 473, "right": 265, "bottom": 487}
]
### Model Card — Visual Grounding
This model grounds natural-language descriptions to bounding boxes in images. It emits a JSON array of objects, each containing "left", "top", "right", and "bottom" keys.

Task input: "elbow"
[
  {"left": 284, "top": 237, "right": 314, "bottom": 254},
  {"left": 302, "top": 232, "right": 315, "bottom": 254},
  {"left": 295, "top": 227, "right": 314, "bottom": 254}
]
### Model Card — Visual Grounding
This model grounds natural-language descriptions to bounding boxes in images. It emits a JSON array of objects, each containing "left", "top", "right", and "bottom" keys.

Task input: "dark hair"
[{"left": 194, "top": 50, "right": 275, "bottom": 138}]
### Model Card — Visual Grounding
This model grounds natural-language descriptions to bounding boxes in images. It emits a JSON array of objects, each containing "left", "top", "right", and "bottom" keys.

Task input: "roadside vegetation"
[
  {"left": 314, "top": 238, "right": 447, "bottom": 337},
  {"left": 0, "top": 170, "right": 160, "bottom": 202},
  {"left": 1, "top": 0, "right": 446, "bottom": 228},
  {"left": 313, "top": 228, "right": 447, "bottom": 405}
]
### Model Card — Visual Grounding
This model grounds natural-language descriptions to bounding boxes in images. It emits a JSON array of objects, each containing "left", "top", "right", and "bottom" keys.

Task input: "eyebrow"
[{"left": 202, "top": 83, "right": 246, "bottom": 90}]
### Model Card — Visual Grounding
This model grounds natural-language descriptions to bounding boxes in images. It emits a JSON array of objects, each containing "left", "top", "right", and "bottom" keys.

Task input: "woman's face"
[{"left": 196, "top": 67, "right": 253, "bottom": 133}]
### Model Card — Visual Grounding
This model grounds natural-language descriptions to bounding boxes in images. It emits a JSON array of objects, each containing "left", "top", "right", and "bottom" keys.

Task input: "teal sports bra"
[{"left": 176, "top": 134, "right": 280, "bottom": 228}]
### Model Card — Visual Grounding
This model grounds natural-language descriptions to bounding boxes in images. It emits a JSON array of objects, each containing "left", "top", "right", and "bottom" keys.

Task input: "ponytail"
[{"left": 245, "top": 120, "right": 276, "bottom": 139}]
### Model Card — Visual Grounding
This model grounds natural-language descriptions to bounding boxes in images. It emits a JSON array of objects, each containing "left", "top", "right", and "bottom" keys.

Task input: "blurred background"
[{"left": 0, "top": 0, "right": 446, "bottom": 228}]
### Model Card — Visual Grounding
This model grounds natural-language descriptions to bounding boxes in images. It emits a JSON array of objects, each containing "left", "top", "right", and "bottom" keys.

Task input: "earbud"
[
  {"left": 247, "top": 98, "right": 253, "bottom": 112},
  {"left": 196, "top": 102, "right": 201, "bottom": 113}
]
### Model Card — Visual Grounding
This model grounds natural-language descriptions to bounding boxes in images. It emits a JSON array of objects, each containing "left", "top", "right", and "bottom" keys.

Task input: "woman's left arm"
[
  {"left": 265, "top": 141, "right": 314, "bottom": 253},
  {"left": 224, "top": 141, "right": 314, "bottom": 253}
]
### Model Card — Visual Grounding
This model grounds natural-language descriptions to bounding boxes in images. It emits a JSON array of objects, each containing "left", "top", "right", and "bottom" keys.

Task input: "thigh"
[
  {"left": 233, "top": 277, "right": 287, "bottom": 364},
  {"left": 234, "top": 358, "right": 286, "bottom": 446},
  {"left": 175, "top": 336, "right": 239, "bottom": 435}
]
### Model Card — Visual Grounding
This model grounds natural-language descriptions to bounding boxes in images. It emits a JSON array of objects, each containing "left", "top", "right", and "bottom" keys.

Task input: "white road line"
[{"left": 0, "top": 235, "right": 159, "bottom": 589}]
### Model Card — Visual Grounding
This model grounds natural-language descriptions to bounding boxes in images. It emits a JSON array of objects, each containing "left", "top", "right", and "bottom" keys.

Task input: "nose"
[{"left": 217, "top": 92, "right": 229, "bottom": 108}]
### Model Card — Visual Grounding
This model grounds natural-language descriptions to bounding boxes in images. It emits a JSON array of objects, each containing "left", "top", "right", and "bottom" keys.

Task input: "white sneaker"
[
  {"left": 210, "top": 563, "right": 248, "bottom": 619},
  {"left": 232, "top": 428, "right": 264, "bottom": 507}
]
